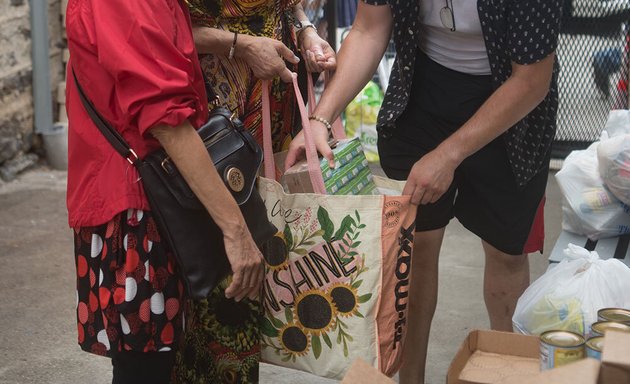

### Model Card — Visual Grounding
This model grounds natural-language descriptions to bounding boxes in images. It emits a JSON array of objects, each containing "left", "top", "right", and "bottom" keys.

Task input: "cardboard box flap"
[
  {"left": 476, "top": 330, "right": 539, "bottom": 358},
  {"left": 447, "top": 330, "right": 541, "bottom": 384},
  {"left": 500, "top": 358, "right": 600, "bottom": 384},
  {"left": 341, "top": 358, "right": 395, "bottom": 384},
  {"left": 602, "top": 331, "right": 630, "bottom": 367},
  {"left": 599, "top": 331, "right": 630, "bottom": 384},
  {"left": 447, "top": 330, "right": 478, "bottom": 384}
]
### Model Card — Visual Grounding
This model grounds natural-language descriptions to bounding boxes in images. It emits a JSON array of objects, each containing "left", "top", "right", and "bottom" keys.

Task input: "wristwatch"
[{"left": 293, "top": 20, "right": 316, "bottom": 38}]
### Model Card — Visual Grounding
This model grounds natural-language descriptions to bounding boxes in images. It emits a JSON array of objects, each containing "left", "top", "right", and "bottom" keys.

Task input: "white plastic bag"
[
  {"left": 598, "top": 134, "right": 630, "bottom": 205},
  {"left": 512, "top": 244, "right": 630, "bottom": 336},
  {"left": 555, "top": 142, "right": 630, "bottom": 240},
  {"left": 600, "top": 109, "right": 630, "bottom": 139}
]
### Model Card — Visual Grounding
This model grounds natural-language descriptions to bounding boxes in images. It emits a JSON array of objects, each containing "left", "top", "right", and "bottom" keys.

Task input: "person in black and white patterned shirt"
[{"left": 285, "top": 1, "right": 563, "bottom": 383}]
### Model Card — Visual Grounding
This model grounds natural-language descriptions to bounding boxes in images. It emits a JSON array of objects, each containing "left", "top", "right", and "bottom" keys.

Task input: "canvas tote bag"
[{"left": 258, "top": 78, "right": 416, "bottom": 379}]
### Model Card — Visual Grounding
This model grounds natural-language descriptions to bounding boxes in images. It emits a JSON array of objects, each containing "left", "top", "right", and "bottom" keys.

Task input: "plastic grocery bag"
[
  {"left": 600, "top": 109, "right": 630, "bottom": 139},
  {"left": 344, "top": 81, "right": 383, "bottom": 163},
  {"left": 598, "top": 134, "right": 630, "bottom": 205},
  {"left": 555, "top": 141, "right": 630, "bottom": 240},
  {"left": 597, "top": 110, "right": 630, "bottom": 206},
  {"left": 512, "top": 244, "right": 630, "bottom": 336}
]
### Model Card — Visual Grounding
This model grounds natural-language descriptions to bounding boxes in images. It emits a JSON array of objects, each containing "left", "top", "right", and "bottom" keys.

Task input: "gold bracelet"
[{"left": 308, "top": 115, "right": 332, "bottom": 131}]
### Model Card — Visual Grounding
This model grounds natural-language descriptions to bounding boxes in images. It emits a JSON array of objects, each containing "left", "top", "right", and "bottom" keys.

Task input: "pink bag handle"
[
  {"left": 262, "top": 78, "right": 327, "bottom": 194},
  {"left": 261, "top": 82, "right": 276, "bottom": 180},
  {"left": 307, "top": 73, "right": 346, "bottom": 140}
]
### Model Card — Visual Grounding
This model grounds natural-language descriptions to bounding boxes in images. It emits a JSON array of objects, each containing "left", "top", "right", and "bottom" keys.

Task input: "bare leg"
[
  {"left": 482, "top": 241, "right": 530, "bottom": 331},
  {"left": 399, "top": 228, "right": 446, "bottom": 384}
]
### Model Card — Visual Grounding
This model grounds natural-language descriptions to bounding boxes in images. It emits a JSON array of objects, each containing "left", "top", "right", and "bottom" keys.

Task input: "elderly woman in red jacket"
[{"left": 65, "top": 1, "right": 263, "bottom": 383}]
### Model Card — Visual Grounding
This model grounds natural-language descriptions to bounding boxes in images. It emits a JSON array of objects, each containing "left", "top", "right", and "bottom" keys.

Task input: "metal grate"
[{"left": 554, "top": 0, "right": 630, "bottom": 158}]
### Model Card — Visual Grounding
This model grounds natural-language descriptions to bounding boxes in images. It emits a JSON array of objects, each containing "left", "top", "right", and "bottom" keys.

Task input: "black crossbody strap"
[{"left": 72, "top": 70, "right": 140, "bottom": 164}]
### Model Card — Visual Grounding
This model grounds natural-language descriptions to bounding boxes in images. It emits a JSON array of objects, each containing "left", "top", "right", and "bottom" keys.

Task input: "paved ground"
[{"left": 0, "top": 166, "right": 563, "bottom": 384}]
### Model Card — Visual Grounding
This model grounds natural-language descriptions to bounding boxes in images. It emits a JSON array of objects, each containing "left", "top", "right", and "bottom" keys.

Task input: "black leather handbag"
[{"left": 73, "top": 74, "right": 277, "bottom": 300}]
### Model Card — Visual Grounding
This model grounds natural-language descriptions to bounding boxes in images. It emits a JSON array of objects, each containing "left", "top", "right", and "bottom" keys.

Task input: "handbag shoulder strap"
[{"left": 72, "top": 70, "right": 140, "bottom": 164}]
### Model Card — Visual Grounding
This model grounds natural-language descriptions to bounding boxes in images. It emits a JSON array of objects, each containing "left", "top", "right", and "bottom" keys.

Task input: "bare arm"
[
  {"left": 404, "top": 54, "right": 556, "bottom": 205},
  {"left": 192, "top": 26, "right": 299, "bottom": 82},
  {"left": 285, "top": 2, "right": 393, "bottom": 168},
  {"left": 151, "top": 121, "right": 264, "bottom": 301}
]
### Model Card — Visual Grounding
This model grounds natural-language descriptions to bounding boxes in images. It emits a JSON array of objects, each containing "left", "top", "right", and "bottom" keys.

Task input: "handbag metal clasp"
[
  {"left": 126, "top": 149, "right": 139, "bottom": 165},
  {"left": 225, "top": 166, "right": 245, "bottom": 192},
  {"left": 161, "top": 157, "right": 172, "bottom": 174}
]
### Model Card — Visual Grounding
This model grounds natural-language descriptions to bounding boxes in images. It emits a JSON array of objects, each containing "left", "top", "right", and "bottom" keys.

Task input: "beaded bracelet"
[{"left": 308, "top": 115, "right": 332, "bottom": 132}]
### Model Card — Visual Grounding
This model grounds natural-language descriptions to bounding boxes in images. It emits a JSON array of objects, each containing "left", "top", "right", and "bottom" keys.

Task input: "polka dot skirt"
[{"left": 73, "top": 209, "right": 184, "bottom": 357}]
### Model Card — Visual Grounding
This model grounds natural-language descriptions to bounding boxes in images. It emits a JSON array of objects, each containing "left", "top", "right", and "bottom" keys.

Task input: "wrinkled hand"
[
  {"left": 402, "top": 148, "right": 459, "bottom": 206},
  {"left": 223, "top": 227, "right": 264, "bottom": 301},
  {"left": 299, "top": 28, "right": 337, "bottom": 73},
  {"left": 237, "top": 35, "right": 299, "bottom": 83},
  {"left": 284, "top": 120, "right": 334, "bottom": 169}
]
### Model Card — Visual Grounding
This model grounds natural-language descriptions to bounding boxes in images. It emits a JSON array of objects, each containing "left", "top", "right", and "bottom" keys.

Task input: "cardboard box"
[
  {"left": 449, "top": 330, "right": 630, "bottom": 384},
  {"left": 599, "top": 330, "right": 630, "bottom": 383},
  {"left": 500, "top": 358, "right": 600, "bottom": 384},
  {"left": 282, "top": 138, "right": 377, "bottom": 195},
  {"left": 341, "top": 358, "right": 395, "bottom": 384},
  {"left": 447, "top": 330, "right": 540, "bottom": 384}
]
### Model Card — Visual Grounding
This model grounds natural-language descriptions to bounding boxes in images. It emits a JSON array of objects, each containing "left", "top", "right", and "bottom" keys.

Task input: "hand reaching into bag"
[{"left": 284, "top": 118, "right": 335, "bottom": 169}]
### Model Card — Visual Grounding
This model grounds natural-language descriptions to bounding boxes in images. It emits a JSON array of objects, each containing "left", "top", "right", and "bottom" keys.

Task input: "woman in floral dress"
[{"left": 173, "top": 1, "right": 336, "bottom": 382}]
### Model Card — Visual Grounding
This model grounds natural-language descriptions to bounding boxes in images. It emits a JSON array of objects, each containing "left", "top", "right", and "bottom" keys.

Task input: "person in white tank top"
[{"left": 418, "top": 0, "right": 491, "bottom": 75}]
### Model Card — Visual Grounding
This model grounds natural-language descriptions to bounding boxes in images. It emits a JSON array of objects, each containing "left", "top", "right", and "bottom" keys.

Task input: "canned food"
[
  {"left": 590, "top": 320, "right": 630, "bottom": 337},
  {"left": 540, "top": 330, "right": 585, "bottom": 370},
  {"left": 586, "top": 336, "right": 604, "bottom": 360},
  {"left": 597, "top": 308, "right": 630, "bottom": 324}
]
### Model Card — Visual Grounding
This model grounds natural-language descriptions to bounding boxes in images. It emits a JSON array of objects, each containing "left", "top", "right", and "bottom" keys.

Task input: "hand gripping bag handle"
[{"left": 261, "top": 77, "right": 327, "bottom": 194}]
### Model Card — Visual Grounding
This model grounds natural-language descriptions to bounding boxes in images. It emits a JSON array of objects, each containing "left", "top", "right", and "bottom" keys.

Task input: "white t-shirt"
[{"left": 418, "top": 0, "right": 491, "bottom": 75}]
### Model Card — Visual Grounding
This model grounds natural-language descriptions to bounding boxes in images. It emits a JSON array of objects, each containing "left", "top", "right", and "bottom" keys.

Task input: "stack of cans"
[
  {"left": 586, "top": 308, "right": 630, "bottom": 360},
  {"left": 539, "top": 307, "right": 630, "bottom": 370}
]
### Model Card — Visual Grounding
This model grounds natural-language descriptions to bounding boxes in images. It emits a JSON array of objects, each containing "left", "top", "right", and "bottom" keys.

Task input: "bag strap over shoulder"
[{"left": 72, "top": 70, "right": 140, "bottom": 165}]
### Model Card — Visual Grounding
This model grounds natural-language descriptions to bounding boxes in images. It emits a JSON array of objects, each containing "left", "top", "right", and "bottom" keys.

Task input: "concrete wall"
[{"left": 0, "top": 0, "right": 64, "bottom": 180}]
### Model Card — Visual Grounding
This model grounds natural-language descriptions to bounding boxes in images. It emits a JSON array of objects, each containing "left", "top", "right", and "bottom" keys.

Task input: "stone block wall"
[{"left": 0, "top": 0, "right": 64, "bottom": 180}]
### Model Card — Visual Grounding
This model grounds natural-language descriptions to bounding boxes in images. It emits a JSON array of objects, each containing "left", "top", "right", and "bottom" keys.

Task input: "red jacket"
[{"left": 65, "top": 0, "right": 208, "bottom": 227}]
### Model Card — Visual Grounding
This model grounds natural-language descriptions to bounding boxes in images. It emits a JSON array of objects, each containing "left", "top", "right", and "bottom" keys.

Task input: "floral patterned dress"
[
  {"left": 173, "top": 1, "right": 301, "bottom": 383},
  {"left": 187, "top": 0, "right": 302, "bottom": 153}
]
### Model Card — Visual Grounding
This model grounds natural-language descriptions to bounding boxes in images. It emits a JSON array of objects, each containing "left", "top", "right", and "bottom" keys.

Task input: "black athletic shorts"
[{"left": 378, "top": 51, "right": 549, "bottom": 255}]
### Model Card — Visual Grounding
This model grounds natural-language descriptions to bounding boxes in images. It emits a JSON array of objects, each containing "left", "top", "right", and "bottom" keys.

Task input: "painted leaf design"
[
  {"left": 322, "top": 332, "right": 333, "bottom": 349},
  {"left": 261, "top": 317, "right": 279, "bottom": 337},
  {"left": 284, "top": 306, "right": 293, "bottom": 323},
  {"left": 317, "top": 207, "right": 334, "bottom": 241},
  {"left": 312, "top": 334, "right": 322, "bottom": 359},
  {"left": 283, "top": 224, "right": 293, "bottom": 250},
  {"left": 333, "top": 216, "right": 355, "bottom": 240},
  {"left": 351, "top": 279, "right": 363, "bottom": 289},
  {"left": 358, "top": 293, "right": 372, "bottom": 303},
  {"left": 269, "top": 315, "right": 284, "bottom": 329}
]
